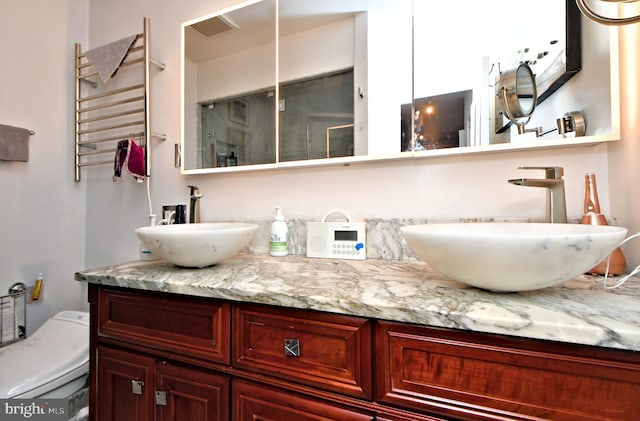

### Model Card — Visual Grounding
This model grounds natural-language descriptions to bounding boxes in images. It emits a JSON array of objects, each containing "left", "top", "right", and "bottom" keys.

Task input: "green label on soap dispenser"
[{"left": 270, "top": 241, "right": 287, "bottom": 252}]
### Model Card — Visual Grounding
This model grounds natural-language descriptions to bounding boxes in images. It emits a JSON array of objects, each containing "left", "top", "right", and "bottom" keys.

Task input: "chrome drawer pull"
[
  {"left": 155, "top": 391, "right": 167, "bottom": 406},
  {"left": 131, "top": 380, "right": 144, "bottom": 395},
  {"left": 284, "top": 338, "right": 300, "bottom": 357}
]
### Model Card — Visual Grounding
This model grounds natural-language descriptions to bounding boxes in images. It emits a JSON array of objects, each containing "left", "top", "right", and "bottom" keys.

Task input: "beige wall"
[{"left": 0, "top": 0, "right": 89, "bottom": 333}]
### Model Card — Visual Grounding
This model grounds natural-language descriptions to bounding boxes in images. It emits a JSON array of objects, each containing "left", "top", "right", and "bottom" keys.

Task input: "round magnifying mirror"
[{"left": 497, "top": 63, "right": 537, "bottom": 124}]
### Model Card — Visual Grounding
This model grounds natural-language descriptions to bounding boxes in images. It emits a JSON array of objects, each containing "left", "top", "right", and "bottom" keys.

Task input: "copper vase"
[{"left": 581, "top": 173, "right": 626, "bottom": 275}]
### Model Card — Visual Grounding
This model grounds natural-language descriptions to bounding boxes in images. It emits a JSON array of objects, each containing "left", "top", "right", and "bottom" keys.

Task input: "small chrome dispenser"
[{"left": 557, "top": 111, "right": 586, "bottom": 137}]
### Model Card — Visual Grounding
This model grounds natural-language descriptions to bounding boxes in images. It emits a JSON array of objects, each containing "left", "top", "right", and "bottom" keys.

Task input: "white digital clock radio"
[{"left": 306, "top": 210, "right": 366, "bottom": 260}]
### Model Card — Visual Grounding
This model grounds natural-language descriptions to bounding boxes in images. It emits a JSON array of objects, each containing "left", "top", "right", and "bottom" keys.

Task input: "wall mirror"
[
  {"left": 182, "top": 0, "right": 277, "bottom": 170},
  {"left": 181, "top": 0, "right": 620, "bottom": 174}
]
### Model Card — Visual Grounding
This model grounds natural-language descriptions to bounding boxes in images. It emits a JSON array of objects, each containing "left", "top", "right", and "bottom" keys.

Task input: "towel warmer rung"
[
  {"left": 78, "top": 56, "right": 164, "bottom": 73},
  {"left": 80, "top": 78, "right": 98, "bottom": 88},
  {"left": 78, "top": 108, "right": 145, "bottom": 125},
  {"left": 125, "top": 45, "right": 144, "bottom": 56},
  {"left": 80, "top": 58, "right": 145, "bottom": 80},
  {"left": 79, "top": 132, "right": 143, "bottom": 146},
  {"left": 78, "top": 148, "right": 115, "bottom": 157},
  {"left": 151, "top": 59, "right": 166, "bottom": 71},
  {"left": 78, "top": 96, "right": 145, "bottom": 114},
  {"left": 77, "top": 84, "right": 144, "bottom": 103},
  {"left": 78, "top": 159, "right": 113, "bottom": 168},
  {"left": 78, "top": 120, "right": 145, "bottom": 136}
]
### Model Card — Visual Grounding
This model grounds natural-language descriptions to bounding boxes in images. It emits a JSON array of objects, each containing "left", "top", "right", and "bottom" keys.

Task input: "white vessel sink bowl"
[
  {"left": 400, "top": 223, "right": 627, "bottom": 292},
  {"left": 135, "top": 223, "right": 258, "bottom": 268}
]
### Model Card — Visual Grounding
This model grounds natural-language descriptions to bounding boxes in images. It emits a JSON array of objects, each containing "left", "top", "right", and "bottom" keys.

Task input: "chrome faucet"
[
  {"left": 508, "top": 166, "right": 567, "bottom": 223},
  {"left": 188, "top": 185, "right": 203, "bottom": 223}
]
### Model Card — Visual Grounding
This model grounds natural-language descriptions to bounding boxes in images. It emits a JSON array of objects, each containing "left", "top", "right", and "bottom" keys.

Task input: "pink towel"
[
  {"left": 113, "top": 139, "right": 145, "bottom": 181},
  {"left": 126, "top": 139, "right": 146, "bottom": 178}
]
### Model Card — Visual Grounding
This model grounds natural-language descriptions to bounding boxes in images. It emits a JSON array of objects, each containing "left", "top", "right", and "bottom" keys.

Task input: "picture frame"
[{"left": 229, "top": 99, "right": 249, "bottom": 126}]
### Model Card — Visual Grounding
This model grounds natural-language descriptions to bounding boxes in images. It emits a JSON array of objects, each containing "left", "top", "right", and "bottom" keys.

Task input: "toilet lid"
[{"left": 0, "top": 311, "right": 90, "bottom": 399}]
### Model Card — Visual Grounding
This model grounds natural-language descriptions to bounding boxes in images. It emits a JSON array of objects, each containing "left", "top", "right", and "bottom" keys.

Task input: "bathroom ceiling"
[{"left": 185, "top": 0, "right": 368, "bottom": 63}]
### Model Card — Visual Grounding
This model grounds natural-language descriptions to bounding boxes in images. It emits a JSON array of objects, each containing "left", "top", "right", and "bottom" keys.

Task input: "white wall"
[
  {"left": 82, "top": 0, "right": 640, "bottom": 274},
  {"left": 609, "top": 23, "right": 640, "bottom": 271},
  {"left": 0, "top": 0, "right": 89, "bottom": 334},
  {"left": 366, "top": 0, "right": 412, "bottom": 155},
  {"left": 197, "top": 41, "right": 275, "bottom": 102}
]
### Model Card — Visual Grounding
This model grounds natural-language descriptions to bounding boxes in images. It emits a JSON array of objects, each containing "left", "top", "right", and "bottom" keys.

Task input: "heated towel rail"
[{"left": 74, "top": 17, "right": 165, "bottom": 182}]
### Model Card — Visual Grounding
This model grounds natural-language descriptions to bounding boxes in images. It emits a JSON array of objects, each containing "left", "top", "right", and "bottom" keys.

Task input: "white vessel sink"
[
  {"left": 400, "top": 223, "right": 627, "bottom": 292},
  {"left": 135, "top": 223, "right": 258, "bottom": 268}
]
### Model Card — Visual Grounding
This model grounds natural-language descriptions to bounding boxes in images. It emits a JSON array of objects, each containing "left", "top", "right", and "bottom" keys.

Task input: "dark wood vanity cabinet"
[
  {"left": 96, "top": 346, "right": 229, "bottom": 421},
  {"left": 89, "top": 284, "right": 640, "bottom": 421},
  {"left": 232, "top": 303, "right": 373, "bottom": 399},
  {"left": 95, "top": 286, "right": 230, "bottom": 364},
  {"left": 92, "top": 286, "right": 232, "bottom": 421},
  {"left": 375, "top": 321, "right": 640, "bottom": 420},
  {"left": 89, "top": 285, "right": 376, "bottom": 421},
  {"left": 233, "top": 379, "right": 373, "bottom": 420},
  {"left": 155, "top": 361, "right": 230, "bottom": 421},
  {"left": 97, "top": 346, "right": 154, "bottom": 421}
]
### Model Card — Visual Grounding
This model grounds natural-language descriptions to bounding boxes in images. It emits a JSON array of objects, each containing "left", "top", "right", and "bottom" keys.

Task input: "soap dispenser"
[
  {"left": 581, "top": 173, "right": 626, "bottom": 275},
  {"left": 227, "top": 151, "right": 238, "bottom": 167},
  {"left": 270, "top": 206, "right": 288, "bottom": 257}
]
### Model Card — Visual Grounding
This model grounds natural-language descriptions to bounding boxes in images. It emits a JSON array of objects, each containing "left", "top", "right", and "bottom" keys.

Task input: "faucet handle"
[{"left": 517, "top": 166, "right": 564, "bottom": 179}]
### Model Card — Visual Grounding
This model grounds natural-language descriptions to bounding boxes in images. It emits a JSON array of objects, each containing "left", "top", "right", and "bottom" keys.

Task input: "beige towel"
[
  {"left": 84, "top": 35, "right": 137, "bottom": 83},
  {"left": 0, "top": 124, "right": 31, "bottom": 162}
]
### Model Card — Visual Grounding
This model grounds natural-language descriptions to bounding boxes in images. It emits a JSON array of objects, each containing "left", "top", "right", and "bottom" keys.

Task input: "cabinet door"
[
  {"left": 97, "top": 346, "right": 154, "bottom": 421},
  {"left": 233, "top": 379, "right": 373, "bottom": 421},
  {"left": 156, "top": 362, "right": 230, "bottom": 421}
]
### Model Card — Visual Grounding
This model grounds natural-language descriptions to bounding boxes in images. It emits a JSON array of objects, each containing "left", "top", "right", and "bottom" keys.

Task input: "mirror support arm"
[{"left": 517, "top": 123, "right": 542, "bottom": 137}]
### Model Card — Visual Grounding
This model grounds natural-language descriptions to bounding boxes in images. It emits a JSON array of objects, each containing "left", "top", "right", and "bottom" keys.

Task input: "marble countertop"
[{"left": 75, "top": 253, "right": 640, "bottom": 352}]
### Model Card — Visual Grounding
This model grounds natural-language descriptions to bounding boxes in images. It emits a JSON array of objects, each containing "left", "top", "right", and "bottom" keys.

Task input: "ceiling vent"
[{"left": 191, "top": 15, "right": 239, "bottom": 37}]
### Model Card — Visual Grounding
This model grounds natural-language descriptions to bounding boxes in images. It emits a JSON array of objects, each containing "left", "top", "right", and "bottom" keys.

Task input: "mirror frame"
[
  {"left": 539, "top": 0, "right": 583, "bottom": 104},
  {"left": 181, "top": 1, "right": 621, "bottom": 175}
]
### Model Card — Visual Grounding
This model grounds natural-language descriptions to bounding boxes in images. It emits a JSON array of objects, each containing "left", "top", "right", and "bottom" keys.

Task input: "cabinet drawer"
[
  {"left": 233, "top": 303, "right": 372, "bottom": 399},
  {"left": 375, "top": 321, "right": 640, "bottom": 421},
  {"left": 98, "top": 287, "right": 230, "bottom": 364},
  {"left": 233, "top": 379, "right": 373, "bottom": 421}
]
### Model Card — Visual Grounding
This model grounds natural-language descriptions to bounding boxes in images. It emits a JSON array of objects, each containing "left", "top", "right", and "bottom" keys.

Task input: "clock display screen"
[{"left": 335, "top": 230, "right": 358, "bottom": 241}]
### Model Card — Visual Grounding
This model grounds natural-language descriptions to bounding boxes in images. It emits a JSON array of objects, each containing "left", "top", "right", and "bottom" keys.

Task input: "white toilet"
[{"left": 0, "top": 310, "right": 90, "bottom": 399}]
